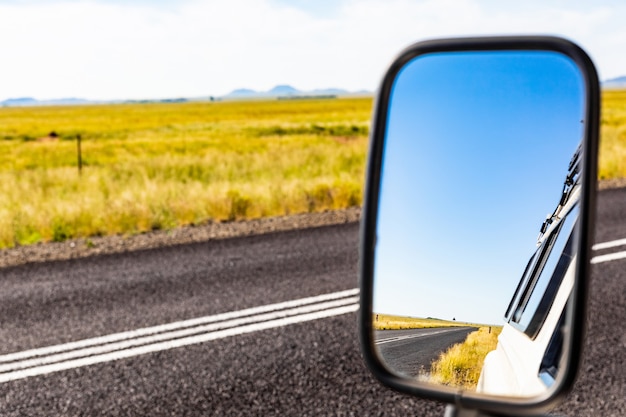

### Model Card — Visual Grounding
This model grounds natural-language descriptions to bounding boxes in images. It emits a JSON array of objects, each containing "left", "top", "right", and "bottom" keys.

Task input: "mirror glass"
[{"left": 372, "top": 50, "right": 586, "bottom": 398}]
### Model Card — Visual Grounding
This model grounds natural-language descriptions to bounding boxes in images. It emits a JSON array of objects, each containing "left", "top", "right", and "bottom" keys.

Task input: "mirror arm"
[
  {"left": 444, "top": 405, "right": 568, "bottom": 417},
  {"left": 444, "top": 405, "right": 492, "bottom": 417}
]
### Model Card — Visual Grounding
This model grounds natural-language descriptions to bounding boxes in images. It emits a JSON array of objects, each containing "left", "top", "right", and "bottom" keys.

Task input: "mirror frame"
[{"left": 359, "top": 36, "right": 599, "bottom": 416}]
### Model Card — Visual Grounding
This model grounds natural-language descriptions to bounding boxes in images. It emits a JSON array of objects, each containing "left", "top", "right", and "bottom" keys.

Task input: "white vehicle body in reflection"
[{"left": 478, "top": 152, "right": 581, "bottom": 397}]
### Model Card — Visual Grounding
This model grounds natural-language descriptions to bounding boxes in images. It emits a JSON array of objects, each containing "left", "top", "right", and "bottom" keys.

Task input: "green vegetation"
[
  {"left": 599, "top": 89, "right": 626, "bottom": 180},
  {"left": 429, "top": 326, "right": 502, "bottom": 389},
  {"left": 372, "top": 313, "right": 480, "bottom": 331},
  {"left": 0, "top": 98, "right": 372, "bottom": 248}
]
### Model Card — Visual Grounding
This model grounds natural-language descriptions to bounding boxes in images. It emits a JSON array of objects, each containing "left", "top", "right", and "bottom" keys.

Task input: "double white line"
[
  {"left": 591, "top": 237, "right": 626, "bottom": 264},
  {"left": 375, "top": 328, "right": 458, "bottom": 346},
  {"left": 0, "top": 289, "right": 359, "bottom": 383},
  {"left": 1, "top": 237, "right": 621, "bottom": 383}
]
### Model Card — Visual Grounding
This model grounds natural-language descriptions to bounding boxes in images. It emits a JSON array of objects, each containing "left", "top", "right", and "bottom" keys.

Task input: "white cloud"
[{"left": 0, "top": 0, "right": 624, "bottom": 100}]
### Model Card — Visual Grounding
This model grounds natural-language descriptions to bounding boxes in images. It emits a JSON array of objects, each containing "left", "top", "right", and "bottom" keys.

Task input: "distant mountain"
[
  {"left": 1, "top": 97, "right": 37, "bottom": 106},
  {"left": 1, "top": 97, "right": 90, "bottom": 107},
  {"left": 223, "top": 85, "right": 370, "bottom": 99},
  {"left": 45, "top": 98, "right": 90, "bottom": 105},
  {"left": 603, "top": 76, "right": 626, "bottom": 88},
  {"left": 267, "top": 85, "right": 299, "bottom": 95},
  {"left": 1, "top": 86, "right": 373, "bottom": 107},
  {"left": 224, "top": 85, "right": 299, "bottom": 98},
  {"left": 310, "top": 88, "right": 349, "bottom": 95},
  {"left": 227, "top": 88, "right": 258, "bottom": 97}
]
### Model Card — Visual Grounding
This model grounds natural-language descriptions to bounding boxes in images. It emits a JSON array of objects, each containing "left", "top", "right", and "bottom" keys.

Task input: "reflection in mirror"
[{"left": 372, "top": 50, "right": 585, "bottom": 398}]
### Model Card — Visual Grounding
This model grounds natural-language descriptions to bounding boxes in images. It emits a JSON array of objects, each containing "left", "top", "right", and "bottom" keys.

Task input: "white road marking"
[
  {"left": 590, "top": 237, "right": 626, "bottom": 264},
  {"left": 374, "top": 328, "right": 465, "bottom": 346},
  {"left": 592, "top": 238, "right": 626, "bottom": 251},
  {"left": 0, "top": 289, "right": 359, "bottom": 383},
  {"left": 0, "top": 288, "right": 359, "bottom": 364},
  {"left": 0, "top": 297, "right": 359, "bottom": 373},
  {"left": 591, "top": 250, "right": 626, "bottom": 264},
  {"left": 6, "top": 235, "right": 624, "bottom": 383}
]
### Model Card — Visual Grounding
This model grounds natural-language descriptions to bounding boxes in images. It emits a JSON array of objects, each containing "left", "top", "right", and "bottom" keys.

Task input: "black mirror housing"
[{"left": 359, "top": 36, "right": 599, "bottom": 416}]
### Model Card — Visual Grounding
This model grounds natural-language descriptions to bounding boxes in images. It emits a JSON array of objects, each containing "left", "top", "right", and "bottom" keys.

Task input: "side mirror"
[{"left": 359, "top": 37, "right": 599, "bottom": 416}]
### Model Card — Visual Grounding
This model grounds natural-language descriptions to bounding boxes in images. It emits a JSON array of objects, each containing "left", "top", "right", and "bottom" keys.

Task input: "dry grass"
[
  {"left": 0, "top": 98, "right": 372, "bottom": 248},
  {"left": 372, "top": 313, "right": 480, "bottom": 330},
  {"left": 429, "top": 326, "right": 502, "bottom": 389},
  {"left": 1, "top": 88, "right": 623, "bottom": 249},
  {"left": 599, "top": 89, "right": 626, "bottom": 180}
]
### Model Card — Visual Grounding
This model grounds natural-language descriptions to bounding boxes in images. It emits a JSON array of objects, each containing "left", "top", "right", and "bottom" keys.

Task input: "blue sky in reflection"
[{"left": 373, "top": 51, "right": 584, "bottom": 325}]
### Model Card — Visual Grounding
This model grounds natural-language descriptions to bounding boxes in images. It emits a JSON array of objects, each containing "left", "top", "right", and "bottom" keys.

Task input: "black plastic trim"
[
  {"left": 358, "top": 35, "right": 599, "bottom": 416},
  {"left": 524, "top": 218, "right": 578, "bottom": 339},
  {"left": 504, "top": 249, "right": 538, "bottom": 321}
]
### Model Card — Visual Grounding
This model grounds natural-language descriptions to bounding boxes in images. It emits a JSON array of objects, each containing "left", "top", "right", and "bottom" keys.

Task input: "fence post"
[{"left": 77, "top": 134, "right": 82, "bottom": 175}]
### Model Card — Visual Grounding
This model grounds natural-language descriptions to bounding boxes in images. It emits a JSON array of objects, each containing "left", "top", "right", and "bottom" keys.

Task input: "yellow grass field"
[
  {"left": 600, "top": 89, "right": 626, "bottom": 180},
  {"left": 0, "top": 89, "right": 624, "bottom": 248},
  {"left": 372, "top": 313, "right": 481, "bottom": 330},
  {"left": 0, "top": 98, "right": 371, "bottom": 248}
]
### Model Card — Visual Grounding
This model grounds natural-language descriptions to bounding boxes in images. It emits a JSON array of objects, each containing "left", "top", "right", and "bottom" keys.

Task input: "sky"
[
  {"left": 372, "top": 50, "right": 584, "bottom": 325},
  {"left": 0, "top": 0, "right": 625, "bottom": 101}
]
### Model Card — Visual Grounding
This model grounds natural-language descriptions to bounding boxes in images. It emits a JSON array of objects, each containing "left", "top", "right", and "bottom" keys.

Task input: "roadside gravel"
[
  {"left": 0, "top": 207, "right": 360, "bottom": 269},
  {"left": 1, "top": 178, "right": 621, "bottom": 270},
  {"left": 598, "top": 177, "right": 626, "bottom": 190}
]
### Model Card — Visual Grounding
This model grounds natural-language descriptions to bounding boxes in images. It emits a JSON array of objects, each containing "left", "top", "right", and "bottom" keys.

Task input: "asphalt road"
[
  {"left": 0, "top": 187, "right": 624, "bottom": 416},
  {"left": 374, "top": 327, "right": 475, "bottom": 378}
]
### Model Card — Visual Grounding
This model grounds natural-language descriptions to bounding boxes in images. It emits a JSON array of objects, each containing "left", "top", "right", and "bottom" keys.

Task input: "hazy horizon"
[{"left": 1, "top": 1, "right": 625, "bottom": 101}]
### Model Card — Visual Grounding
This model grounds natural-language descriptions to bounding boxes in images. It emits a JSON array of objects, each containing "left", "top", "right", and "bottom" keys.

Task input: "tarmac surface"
[{"left": 0, "top": 188, "right": 623, "bottom": 416}]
